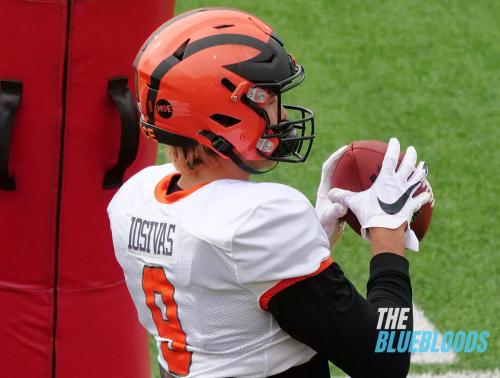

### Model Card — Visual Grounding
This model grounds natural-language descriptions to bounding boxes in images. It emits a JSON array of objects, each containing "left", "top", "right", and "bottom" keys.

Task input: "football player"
[{"left": 108, "top": 8, "right": 431, "bottom": 378}]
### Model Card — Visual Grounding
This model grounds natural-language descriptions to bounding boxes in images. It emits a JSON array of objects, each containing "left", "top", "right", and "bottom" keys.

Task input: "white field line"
[
  {"left": 332, "top": 303, "right": 493, "bottom": 377},
  {"left": 407, "top": 371, "right": 500, "bottom": 378},
  {"left": 332, "top": 370, "right": 500, "bottom": 378},
  {"left": 411, "top": 303, "right": 457, "bottom": 364}
]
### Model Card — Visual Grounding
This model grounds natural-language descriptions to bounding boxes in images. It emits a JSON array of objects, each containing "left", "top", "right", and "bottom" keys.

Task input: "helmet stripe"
[
  {"left": 146, "top": 56, "right": 181, "bottom": 124},
  {"left": 133, "top": 9, "right": 204, "bottom": 70},
  {"left": 183, "top": 34, "right": 269, "bottom": 60},
  {"left": 144, "top": 34, "right": 273, "bottom": 126}
]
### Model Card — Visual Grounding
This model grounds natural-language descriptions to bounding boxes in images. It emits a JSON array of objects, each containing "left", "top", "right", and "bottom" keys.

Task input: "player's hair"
[{"left": 168, "top": 144, "right": 219, "bottom": 173}]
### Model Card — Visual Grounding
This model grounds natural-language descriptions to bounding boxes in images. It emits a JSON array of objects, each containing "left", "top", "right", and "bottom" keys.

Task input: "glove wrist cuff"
[{"left": 362, "top": 215, "right": 406, "bottom": 231}]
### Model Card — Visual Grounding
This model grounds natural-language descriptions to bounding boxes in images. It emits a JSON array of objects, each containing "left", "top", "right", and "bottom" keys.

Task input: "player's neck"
[{"left": 177, "top": 160, "right": 250, "bottom": 189}]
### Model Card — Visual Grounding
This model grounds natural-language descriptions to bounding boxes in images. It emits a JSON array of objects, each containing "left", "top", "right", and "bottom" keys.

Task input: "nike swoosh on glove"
[
  {"left": 315, "top": 145, "right": 348, "bottom": 240},
  {"left": 329, "top": 138, "right": 430, "bottom": 251}
]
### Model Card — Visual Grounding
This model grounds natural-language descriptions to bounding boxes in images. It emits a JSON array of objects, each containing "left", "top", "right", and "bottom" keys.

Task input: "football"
[{"left": 331, "top": 140, "right": 433, "bottom": 240}]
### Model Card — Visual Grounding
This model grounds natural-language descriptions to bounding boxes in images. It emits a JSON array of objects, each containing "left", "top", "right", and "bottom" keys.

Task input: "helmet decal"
[{"left": 156, "top": 99, "right": 173, "bottom": 119}]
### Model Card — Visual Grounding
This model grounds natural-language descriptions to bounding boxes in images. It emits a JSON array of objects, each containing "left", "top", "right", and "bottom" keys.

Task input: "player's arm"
[
  {"left": 268, "top": 251, "right": 412, "bottom": 378},
  {"left": 232, "top": 194, "right": 412, "bottom": 378},
  {"left": 269, "top": 139, "right": 432, "bottom": 377}
]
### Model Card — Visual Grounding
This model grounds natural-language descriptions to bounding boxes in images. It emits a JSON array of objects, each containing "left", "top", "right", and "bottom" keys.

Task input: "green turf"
[{"left": 150, "top": 0, "right": 500, "bottom": 376}]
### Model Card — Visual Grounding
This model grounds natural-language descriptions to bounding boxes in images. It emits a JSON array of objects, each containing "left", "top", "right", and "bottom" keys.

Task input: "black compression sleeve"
[{"left": 268, "top": 253, "right": 413, "bottom": 378}]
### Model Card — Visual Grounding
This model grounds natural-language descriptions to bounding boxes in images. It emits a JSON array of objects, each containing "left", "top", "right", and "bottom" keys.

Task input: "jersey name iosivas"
[{"left": 107, "top": 164, "right": 332, "bottom": 377}]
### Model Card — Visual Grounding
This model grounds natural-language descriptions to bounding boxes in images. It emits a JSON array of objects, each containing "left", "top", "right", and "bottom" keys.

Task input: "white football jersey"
[{"left": 107, "top": 163, "right": 332, "bottom": 377}]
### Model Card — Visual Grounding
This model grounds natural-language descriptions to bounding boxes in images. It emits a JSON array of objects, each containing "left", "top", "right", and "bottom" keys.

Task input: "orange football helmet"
[{"left": 134, "top": 7, "right": 314, "bottom": 173}]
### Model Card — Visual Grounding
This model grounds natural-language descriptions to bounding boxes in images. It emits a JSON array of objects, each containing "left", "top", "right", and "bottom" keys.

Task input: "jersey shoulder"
[
  {"left": 189, "top": 180, "right": 321, "bottom": 251},
  {"left": 203, "top": 180, "right": 311, "bottom": 216},
  {"left": 209, "top": 181, "right": 330, "bottom": 289},
  {"left": 107, "top": 163, "right": 177, "bottom": 215},
  {"left": 236, "top": 181, "right": 311, "bottom": 207}
]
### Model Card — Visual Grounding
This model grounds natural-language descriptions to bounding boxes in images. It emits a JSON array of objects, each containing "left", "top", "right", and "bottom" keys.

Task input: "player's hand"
[
  {"left": 423, "top": 178, "right": 435, "bottom": 208},
  {"left": 329, "top": 138, "right": 430, "bottom": 251},
  {"left": 315, "top": 145, "right": 348, "bottom": 244}
]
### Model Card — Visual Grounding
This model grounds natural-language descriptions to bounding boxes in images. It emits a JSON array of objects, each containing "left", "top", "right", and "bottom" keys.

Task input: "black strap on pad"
[
  {"left": 103, "top": 77, "right": 140, "bottom": 189},
  {"left": 0, "top": 80, "right": 22, "bottom": 191}
]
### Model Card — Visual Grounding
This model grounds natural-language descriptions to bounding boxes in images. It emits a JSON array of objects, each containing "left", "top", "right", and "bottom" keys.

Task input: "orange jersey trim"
[
  {"left": 259, "top": 257, "right": 333, "bottom": 311},
  {"left": 155, "top": 173, "right": 210, "bottom": 204}
]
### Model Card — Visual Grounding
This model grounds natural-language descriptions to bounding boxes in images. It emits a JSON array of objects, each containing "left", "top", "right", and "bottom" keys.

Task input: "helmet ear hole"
[
  {"left": 213, "top": 24, "right": 234, "bottom": 29},
  {"left": 173, "top": 39, "right": 190, "bottom": 61},
  {"left": 221, "top": 78, "right": 236, "bottom": 91},
  {"left": 261, "top": 54, "right": 275, "bottom": 64},
  {"left": 209, "top": 114, "right": 241, "bottom": 127}
]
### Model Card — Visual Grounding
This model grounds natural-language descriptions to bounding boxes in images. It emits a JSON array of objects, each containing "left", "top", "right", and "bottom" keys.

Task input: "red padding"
[
  {"left": 0, "top": 1, "right": 175, "bottom": 377},
  {"left": 0, "top": 288, "right": 53, "bottom": 378},
  {"left": 56, "top": 282, "right": 151, "bottom": 378}
]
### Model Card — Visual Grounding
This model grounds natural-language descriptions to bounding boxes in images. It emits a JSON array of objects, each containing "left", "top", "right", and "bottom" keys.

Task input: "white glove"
[
  {"left": 422, "top": 179, "right": 435, "bottom": 208},
  {"left": 329, "top": 138, "right": 430, "bottom": 251},
  {"left": 315, "top": 145, "right": 348, "bottom": 240}
]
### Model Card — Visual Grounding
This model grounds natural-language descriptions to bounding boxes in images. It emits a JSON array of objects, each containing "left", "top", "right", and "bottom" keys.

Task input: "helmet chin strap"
[{"left": 198, "top": 130, "right": 275, "bottom": 175}]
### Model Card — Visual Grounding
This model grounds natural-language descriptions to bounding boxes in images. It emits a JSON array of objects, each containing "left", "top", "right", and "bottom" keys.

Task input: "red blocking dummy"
[{"left": 0, "top": 1, "right": 174, "bottom": 377}]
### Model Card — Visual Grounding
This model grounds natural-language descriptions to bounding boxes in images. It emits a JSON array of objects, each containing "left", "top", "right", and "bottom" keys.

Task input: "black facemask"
[{"left": 248, "top": 63, "right": 315, "bottom": 163}]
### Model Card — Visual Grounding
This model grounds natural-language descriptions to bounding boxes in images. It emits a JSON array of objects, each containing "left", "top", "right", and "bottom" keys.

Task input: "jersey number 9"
[{"left": 142, "top": 266, "right": 192, "bottom": 376}]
